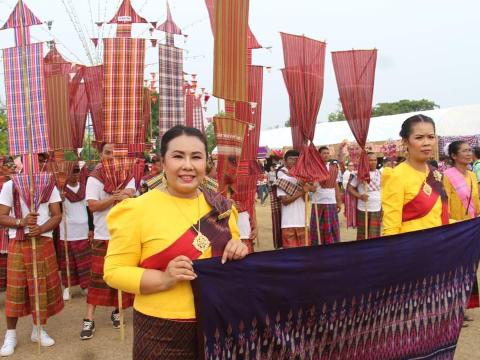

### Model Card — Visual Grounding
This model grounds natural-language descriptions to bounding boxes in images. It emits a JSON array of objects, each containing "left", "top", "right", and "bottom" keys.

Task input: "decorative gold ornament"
[
  {"left": 423, "top": 183, "right": 432, "bottom": 196},
  {"left": 192, "top": 232, "right": 211, "bottom": 253}
]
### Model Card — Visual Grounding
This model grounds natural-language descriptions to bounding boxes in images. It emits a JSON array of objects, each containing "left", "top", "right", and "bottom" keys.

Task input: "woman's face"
[
  {"left": 452, "top": 143, "right": 472, "bottom": 166},
  {"left": 162, "top": 135, "right": 207, "bottom": 198},
  {"left": 404, "top": 122, "right": 436, "bottom": 163}
]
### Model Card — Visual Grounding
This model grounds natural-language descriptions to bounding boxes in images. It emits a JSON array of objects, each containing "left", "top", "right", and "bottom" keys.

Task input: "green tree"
[
  {"left": 149, "top": 91, "right": 159, "bottom": 143},
  {"left": 0, "top": 110, "right": 8, "bottom": 155},
  {"left": 205, "top": 122, "right": 217, "bottom": 154},
  {"left": 284, "top": 118, "right": 291, "bottom": 127},
  {"left": 328, "top": 99, "right": 440, "bottom": 121}
]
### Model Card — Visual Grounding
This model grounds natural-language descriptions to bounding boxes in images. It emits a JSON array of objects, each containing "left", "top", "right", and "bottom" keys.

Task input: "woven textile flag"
[
  {"left": 185, "top": 92, "right": 194, "bottom": 128},
  {"left": 3, "top": 43, "right": 50, "bottom": 155},
  {"left": 332, "top": 50, "right": 377, "bottom": 182},
  {"left": 158, "top": 43, "right": 185, "bottom": 139},
  {"left": 101, "top": 157, "right": 135, "bottom": 193},
  {"left": 204, "top": 0, "right": 260, "bottom": 49},
  {"left": 44, "top": 47, "right": 73, "bottom": 150},
  {"left": 103, "top": 37, "right": 145, "bottom": 145},
  {"left": 142, "top": 87, "right": 151, "bottom": 143},
  {"left": 12, "top": 172, "right": 54, "bottom": 211},
  {"left": 281, "top": 33, "right": 328, "bottom": 182},
  {"left": 156, "top": 1, "right": 182, "bottom": 35},
  {"left": 212, "top": 0, "right": 249, "bottom": 102},
  {"left": 193, "top": 218, "right": 480, "bottom": 359},
  {"left": 193, "top": 96, "right": 205, "bottom": 133},
  {"left": 214, "top": 117, "right": 248, "bottom": 194},
  {"left": 84, "top": 65, "right": 104, "bottom": 142},
  {"left": 1, "top": 1, "right": 42, "bottom": 30},
  {"left": 69, "top": 82, "right": 89, "bottom": 149},
  {"left": 107, "top": 0, "right": 147, "bottom": 24},
  {"left": 49, "top": 160, "right": 76, "bottom": 192}
]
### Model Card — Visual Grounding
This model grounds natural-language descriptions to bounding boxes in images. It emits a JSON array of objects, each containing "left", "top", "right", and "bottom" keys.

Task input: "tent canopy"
[{"left": 260, "top": 104, "right": 480, "bottom": 149}]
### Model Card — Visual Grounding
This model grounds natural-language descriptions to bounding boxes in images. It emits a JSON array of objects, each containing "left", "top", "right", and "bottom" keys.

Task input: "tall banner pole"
[
  {"left": 62, "top": 193, "right": 72, "bottom": 296},
  {"left": 18, "top": 0, "right": 41, "bottom": 353}
]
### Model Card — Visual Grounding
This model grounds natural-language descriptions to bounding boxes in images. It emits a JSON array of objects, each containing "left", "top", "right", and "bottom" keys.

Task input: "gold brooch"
[
  {"left": 433, "top": 170, "right": 442, "bottom": 182},
  {"left": 423, "top": 183, "right": 432, "bottom": 196},
  {"left": 217, "top": 209, "right": 232, "bottom": 220},
  {"left": 192, "top": 233, "right": 211, "bottom": 253}
]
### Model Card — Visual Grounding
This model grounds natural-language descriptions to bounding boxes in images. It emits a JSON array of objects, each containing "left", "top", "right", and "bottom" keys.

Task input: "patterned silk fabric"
[
  {"left": 193, "top": 218, "right": 480, "bottom": 360},
  {"left": 103, "top": 38, "right": 145, "bottom": 145},
  {"left": 3, "top": 43, "right": 50, "bottom": 155},
  {"left": 158, "top": 44, "right": 185, "bottom": 139}
]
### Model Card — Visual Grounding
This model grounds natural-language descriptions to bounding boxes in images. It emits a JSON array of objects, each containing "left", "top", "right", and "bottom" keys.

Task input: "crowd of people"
[{"left": 0, "top": 115, "right": 478, "bottom": 358}]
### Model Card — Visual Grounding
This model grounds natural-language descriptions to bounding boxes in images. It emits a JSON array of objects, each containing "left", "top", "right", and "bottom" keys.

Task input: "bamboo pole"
[
  {"left": 62, "top": 194, "right": 72, "bottom": 298},
  {"left": 304, "top": 193, "right": 309, "bottom": 246},
  {"left": 17, "top": 0, "right": 41, "bottom": 353},
  {"left": 314, "top": 202, "right": 321, "bottom": 245},
  {"left": 118, "top": 290, "right": 125, "bottom": 341}
]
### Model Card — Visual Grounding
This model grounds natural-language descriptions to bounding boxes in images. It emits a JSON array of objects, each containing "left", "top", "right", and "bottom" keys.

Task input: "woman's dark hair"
[
  {"left": 160, "top": 125, "right": 208, "bottom": 158},
  {"left": 399, "top": 114, "right": 436, "bottom": 139},
  {"left": 448, "top": 140, "right": 467, "bottom": 163},
  {"left": 318, "top": 146, "right": 329, "bottom": 152},
  {"left": 284, "top": 149, "right": 300, "bottom": 161},
  {"left": 427, "top": 159, "right": 439, "bottom": 169},
  {"left": 473, "top": 147, "right": 480, "bottom": 160}
]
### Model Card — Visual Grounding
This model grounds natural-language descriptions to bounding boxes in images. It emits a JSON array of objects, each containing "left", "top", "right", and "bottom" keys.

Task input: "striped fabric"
[
  {"left": 107, "top": 0, "right": 147, "bottom": 24},
  {"left": 213, "top": 117, "right": 248, "bottom": 157},
  {"left": 44, "top": 47, "right": 71, "bottom": 76},
  {"left": 158, "top": 44, "right": 185, "bottom": 139},
  {"left": 49, "top": 160, "right": 76, "bottom": 192},
  {"left": 3, "top": 43, "right": 50, "bottom": 155},
  {"left": 193, "top": 96, "right": 205, "bottom": 133},
  {"left": 1, "top": 2, "right": 42, "bottom": 30},
  {"left": 103, "top": 37, "right": 145, "bottom": 145},
  {"left": 204, "top": 0, "right": 261, "bottom": 49},
  {"left": 212, "top": 0, "right": 249, "bottom": 102},
  {"left": 331, "top": 49, "right": 377, "bottom": 182},
  {"left": 84, "top": 65, "right": 104, "bottom": 142},
  {"left": 116, "top": 23, "right": 132, "bottom": 38},
  {"left": 280, "top": 33, "right": 326, "bottom": 149},
  {"left": 12, "top": 173, "right": 54, "bottom": 212},
  {"left": 70, "top": 82, "right": 89, "bottom": 149},
  {"left": 156, "top": 1, "right": 182, "bottom": 35},
  {"left": 142, "top": 87, "right": 151, "bottom": 143},
  {"left": 185, "top": 92, "right": 194, "bottom": 127},
  {"left": 44, "top": 73, "right": 74, "bottom": 150},
  {"left": 0, "top": 181, "right": 8, "bottom": 254},
  {"left": 133, "top": 158, "right": 145, "bottom": 190},
  {"left": 101, "top": 157, "right": 135, "bottom": 193},
  {"left": 58, "top": 239, "right": 91, "bottom": 289}
]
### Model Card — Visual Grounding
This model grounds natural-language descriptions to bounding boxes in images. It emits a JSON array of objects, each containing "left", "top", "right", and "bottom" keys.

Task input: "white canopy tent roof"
[{"left": 259, "top": 104, "right": 480, "bottom": 149}]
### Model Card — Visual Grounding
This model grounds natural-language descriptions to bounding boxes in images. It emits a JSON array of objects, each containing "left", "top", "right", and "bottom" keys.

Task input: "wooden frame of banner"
[
  {"left": 18, "top": 0, "right": 41, "bottom": 353},
  {"left": 62, "top": 192, "right": 72, "bottom": 298},
  {"left": 304, "top": 193, "right": 309, "bottom": 246},
  {"left": 364, "top": 181, "right": 369, "bottom": 240}
]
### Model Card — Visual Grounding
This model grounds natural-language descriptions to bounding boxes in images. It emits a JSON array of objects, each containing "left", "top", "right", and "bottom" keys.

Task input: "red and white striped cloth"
[
  {"left": 103, "top": 37, "right": 145, "bottom": 145},
  {"left": 3, "top": 43, "right": 51, "bottom": 155},
  {"left": 84, "top": 65, "right": 104, "bottom": 142}
]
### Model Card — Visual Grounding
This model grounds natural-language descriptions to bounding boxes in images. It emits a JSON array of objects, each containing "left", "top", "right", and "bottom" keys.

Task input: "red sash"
[
  {"left": 139, "top": 189, "right": 233, "bottom": 271},
  {"left": 402, "top": 168, "right": 449, "bottom": 225}
]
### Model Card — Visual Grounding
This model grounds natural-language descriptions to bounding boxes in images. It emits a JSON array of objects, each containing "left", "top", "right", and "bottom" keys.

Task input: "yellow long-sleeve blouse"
[
  {"left": 443, "top": 170, "right": 480, "bottom": 221},
  {"left": 104, "top": 189, "right": 240, "bottom": 320},
  {"left": 382, "top": 162, "right": 443, "bottom": 235}
]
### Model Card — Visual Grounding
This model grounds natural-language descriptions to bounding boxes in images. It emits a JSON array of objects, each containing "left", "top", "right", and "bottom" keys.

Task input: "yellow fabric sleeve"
[
  {"left": 227, "top": 205, "right": 241, "bottom": 241},
  {"left": 382, "top": 167, "right": 405, "bottom": 236},
  {"left": 104, "top": 198, "right": 145, "bottom": 295}
]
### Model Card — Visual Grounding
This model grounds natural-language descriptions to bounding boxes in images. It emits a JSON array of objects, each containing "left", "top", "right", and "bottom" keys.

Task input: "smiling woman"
[
  {"left": 382, "top": 115, "right": 450, "bottom": 236},
  {"left": 103, "top": 125, "right": 248, "bottom": 360}
]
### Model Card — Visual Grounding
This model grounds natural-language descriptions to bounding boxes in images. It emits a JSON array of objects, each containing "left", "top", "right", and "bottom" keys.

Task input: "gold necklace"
[
  {"left": 166, "top": 189, "right": 211, "bottom": 253},
  {"left": 407, "top": 161, "right": 432, "bottom": 196}
]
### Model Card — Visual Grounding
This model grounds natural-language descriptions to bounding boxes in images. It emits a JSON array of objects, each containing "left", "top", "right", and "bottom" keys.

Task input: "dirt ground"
[{"left": 0, "top": 200, "right": 478, "bottom": 359}]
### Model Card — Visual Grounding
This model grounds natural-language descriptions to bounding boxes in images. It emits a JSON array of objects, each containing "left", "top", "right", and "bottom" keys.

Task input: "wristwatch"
[{"left": 15, "top": 219, "right": 22, "bottom": 227}]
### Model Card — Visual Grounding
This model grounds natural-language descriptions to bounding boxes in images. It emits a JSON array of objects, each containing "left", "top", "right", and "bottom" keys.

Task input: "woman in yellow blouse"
[
  {"left": 443, "top": 141, "right": 480, "bottom": 220},
  {"left": 103, "top": 126, "right": 248, "bottom": 360},
  {"left": 382, "top": 115, "right": 449, "bottom": 235}
]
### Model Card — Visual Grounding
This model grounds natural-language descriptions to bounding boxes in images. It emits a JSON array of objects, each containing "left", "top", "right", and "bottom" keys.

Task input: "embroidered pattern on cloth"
[{"left": 193, "top": 218, "right": 480, "bottom": 360}]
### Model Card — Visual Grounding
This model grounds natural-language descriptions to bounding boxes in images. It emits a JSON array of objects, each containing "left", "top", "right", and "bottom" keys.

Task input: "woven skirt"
[
  {"left": 6, "top": 237, "right": 64, "bottom": 324},
  {"left": 87, "top": 239, "right": 133, "bottom": 308},
  {"left": 58, "top": 239, "right": 91, "bottom": 289},
  {"left": 0, "top": 253, "right": 7, "bottom": 292},
  {"left": 133, "top": 310, "right": 197, "bottom": 360}
]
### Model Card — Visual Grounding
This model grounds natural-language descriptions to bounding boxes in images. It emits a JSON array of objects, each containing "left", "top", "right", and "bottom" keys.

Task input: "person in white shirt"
[
  {"left": 342, "top": 162, "right": 355, "bottom": 190},
  {"left": 58, "top": 164, "right": 91, "bottom": 301},
  {"left": 275, "top": 150, "right": 311, "bottom": 248},
  {"left": 80, "top": 144, "right": 136, "bottom": 340},
  {"left": 0, "top": 154, "right": 62, "bottom": 356},
  {"left": 347, "top": 152, "right": 382, "bottom": 240},
  {"left": 310, "top": 147, "right": 342, "bottom": 245}
]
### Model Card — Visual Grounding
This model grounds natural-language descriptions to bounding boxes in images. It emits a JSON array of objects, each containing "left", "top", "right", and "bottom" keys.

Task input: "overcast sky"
[{"left": 0, "top": 0, "right": 479, "bottom": 129}]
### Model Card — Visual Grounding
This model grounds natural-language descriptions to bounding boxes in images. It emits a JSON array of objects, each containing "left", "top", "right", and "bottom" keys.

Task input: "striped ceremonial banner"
[
  {"left": 3, "top": 43, "right": 51, "bottom": 155},
  {"left": 332, "top": 49, "right": 377, "bottom": 182},
  {"left": 204, "top": 0, "right": 260, "bottom": 49},
  {"left": 101, "top": 157, "right": 135, "bottom": 193},
  {"left": 103, "top": 37, "right": 145, "bottom": 145},
  {"left": 193, "top": 96, "right": 205, "bottom": 133},
  {"left": 212, "top": 0, "right": 249, "bottom": 102},
  {"left": 185, "top": 92, "right": 194, "bottom": 127},
  {"left": 69, "top": 82, "right": 89, "bottom": 149},
  {"left": 107, "top": 0, "right": 147, "bottom": 24},
  {"left": 12, "top": 173, "right": 53, "bottom": 211},
  {"left": 1, "top": 1, "right": 42, "bottom": 30},
  {"left": 44, "top": 47, "right": 73, "bottom": 150},
  {"left": 158, "top": 43, "right": 185, "bottom": 139},
  {"left": 156, "top": 1, "right": 182, "bottom": 35},
  {"left": 280, "top": 32, "right": 329, "bottom": 182},
  {"left": 142, "top": 87, "right": 151, "bottom": 143},
  {"left": 49, "top": 160, "right": 76, "bottom": 192},
  {"left": 84, "top": 65, "right": 104, "bottom": 142}
]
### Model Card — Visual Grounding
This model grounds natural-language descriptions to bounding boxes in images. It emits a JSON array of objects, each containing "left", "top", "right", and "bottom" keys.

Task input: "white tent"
[{"left": 259, "top": 104, "right": 480, "bottom": 149}]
